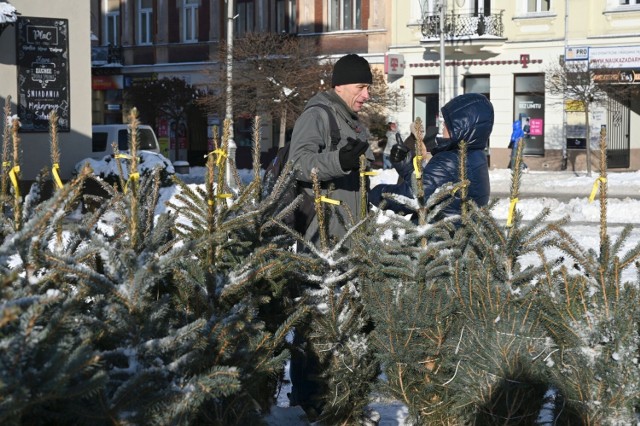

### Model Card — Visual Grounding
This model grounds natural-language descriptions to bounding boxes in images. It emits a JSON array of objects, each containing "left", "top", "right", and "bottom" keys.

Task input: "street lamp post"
[
  {"left": 438, "top": 0, "right": 446, "bottom": 130},
  {"left": 225, "top": 0, "right": 237, "bottom": 191}
]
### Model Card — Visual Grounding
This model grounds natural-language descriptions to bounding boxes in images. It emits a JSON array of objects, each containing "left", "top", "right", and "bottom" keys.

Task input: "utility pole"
[
  {"left": 438, "top": 0, "right": 446, "bottom": 130},
  {"left": 225, "top": 0, "right": 237, "bottom": 190},
  {"left": 561, "top": 0, "right": 569, "bottom": 170}
]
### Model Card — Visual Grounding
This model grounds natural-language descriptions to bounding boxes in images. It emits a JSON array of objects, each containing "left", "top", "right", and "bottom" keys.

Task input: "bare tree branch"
[{"left": 199, "top": 33, "right": 404, "bottom": 147}]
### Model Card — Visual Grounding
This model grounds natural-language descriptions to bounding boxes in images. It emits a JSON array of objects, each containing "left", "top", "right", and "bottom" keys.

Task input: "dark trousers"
[{"left": 288, "top": 317, "right": 328, "bottom": 419}]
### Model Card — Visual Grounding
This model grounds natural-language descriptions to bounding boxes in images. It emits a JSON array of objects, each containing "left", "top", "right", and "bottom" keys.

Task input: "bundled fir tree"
[
  {"left": 0, "top": 168, "right": 110, "bottom": 425},
  {"left": 166, "top": 117, "right": 310, "bottom": 424},
  {"left": 275, "top": 154, "right": 381, "bottom": 425},
  {"left": 361, "top": 135, "right": 586, "bottom": 424},
  {"left": 534, "top": 127, "right": 640, "bottom": 424},
  {"left": 360, "top": 136, "right": 472, "bottom": 424},
  {"left": 0, "top": 110, "right": 305, "bottom": 425}
]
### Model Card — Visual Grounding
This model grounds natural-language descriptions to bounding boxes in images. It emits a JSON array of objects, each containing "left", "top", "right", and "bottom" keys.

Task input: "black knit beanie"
[{"left": 331, "top": 54, "right": 373, "bottom": 87}]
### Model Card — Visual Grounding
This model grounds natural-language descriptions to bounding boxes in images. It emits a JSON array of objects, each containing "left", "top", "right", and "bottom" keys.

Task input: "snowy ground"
[{"left": 165, "top": 166, "right": 640, "bottom": 425}]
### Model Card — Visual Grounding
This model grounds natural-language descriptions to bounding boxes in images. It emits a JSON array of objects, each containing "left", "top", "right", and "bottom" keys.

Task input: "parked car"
[
  {"left": 91, "top": 124, "right": 160, "bottom": 158},
  {"left": 74, "top": 124, "right": 174, "bottom": 192}
]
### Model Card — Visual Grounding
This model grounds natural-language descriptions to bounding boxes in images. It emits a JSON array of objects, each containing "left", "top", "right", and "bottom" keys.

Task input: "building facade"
[
  {"left": 389, "top": 0, "right": 640, "bottom": 171},
  {"left": 90, "top": 0, "right": 393, "bottom": 166},
  {"left": 90, "top": 0, "right": 640, "bottom": 171}
]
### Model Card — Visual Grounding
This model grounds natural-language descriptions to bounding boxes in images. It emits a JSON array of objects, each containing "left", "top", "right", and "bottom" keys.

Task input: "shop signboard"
[
  {"left": 514, "top": 95, "right": 545, "bottom": 155},
  {"left": 16, "top": 17, "right": 70, "bottom": 132}
]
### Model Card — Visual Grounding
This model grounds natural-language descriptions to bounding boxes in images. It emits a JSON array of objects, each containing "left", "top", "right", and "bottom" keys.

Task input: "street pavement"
[{"left": 489, "top": 169, "right": 640, "bottom": 200}]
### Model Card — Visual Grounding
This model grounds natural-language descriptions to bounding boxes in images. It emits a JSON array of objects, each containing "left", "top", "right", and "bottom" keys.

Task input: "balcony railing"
[{"left": 421, "top": 11, "right": 504, "bottom": 39}]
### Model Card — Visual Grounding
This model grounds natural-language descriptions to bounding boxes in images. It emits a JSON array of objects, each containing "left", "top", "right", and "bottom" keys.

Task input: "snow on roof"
[{"left": 0, "top": 2, "right": 18, "bottom": 25}]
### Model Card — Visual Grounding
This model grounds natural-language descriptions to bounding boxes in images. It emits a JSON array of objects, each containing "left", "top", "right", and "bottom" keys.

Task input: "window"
[
  {"left": 183, "top": 0, "right": 199, "bottom": 42},
  {"left": 464, "top": 76, "right": 490, "bottom": 96},
  {"left": 103, "top": 0, "right": 120, "bottom": 46},
  {"left": 513, "top": 74, "right": 545, "bottom": 156},
  {"left": 527, "top": 0, "right": 550, "bottom": 12},
  {"left": 471, "top": 0, "right": 491, "bottom": 17},
  {"left": 606, "top": 0, "right": 640, "bottom": 10},
  {"left": 105, "top": 12, "right": 119, "bottom": 46},
  {"left": 138, "top": 0, "right": 153, "bottom": 45},
  {"left": 413, "top": 77, "right": 440, "bottom": 129},
  {"left": 328, "top": 0, "right": 361, "bottom": 31},
  {"left": 275, "top": 0, "right": 296, "bottom": 33},
  {"left": 236, "top": 0, "right": 254, "bottom": 36}
]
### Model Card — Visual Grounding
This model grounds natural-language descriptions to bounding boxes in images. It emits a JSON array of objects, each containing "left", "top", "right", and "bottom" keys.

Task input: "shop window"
[
  {"left": 464, "top": 75, "right": 490, "bottom": 96},
  {"left": 413, "top": 77, "right": 440, "bottom": 129},
  {"left": 514, "top": 74, "right": 545, "bottom": 156}
]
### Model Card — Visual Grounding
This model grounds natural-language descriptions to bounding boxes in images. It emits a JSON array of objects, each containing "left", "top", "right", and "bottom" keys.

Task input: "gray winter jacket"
[{"left": 289, "top": 90, "right": 374, "bottom": 246}]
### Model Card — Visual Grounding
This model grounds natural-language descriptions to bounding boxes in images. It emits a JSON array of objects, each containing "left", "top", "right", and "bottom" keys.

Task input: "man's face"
[{"left": 334, "top": 83, "right": 370, "bottom": 112}]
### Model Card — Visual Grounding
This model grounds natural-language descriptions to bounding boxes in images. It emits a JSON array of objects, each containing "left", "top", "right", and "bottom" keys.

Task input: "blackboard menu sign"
[{"left": 16, "top": 17, "right": 70, "bottom": 133}]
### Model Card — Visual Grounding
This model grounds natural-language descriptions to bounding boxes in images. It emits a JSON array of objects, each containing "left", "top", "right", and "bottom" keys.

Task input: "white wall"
[{"left": 0, "top": 0, "right": 91, "bottom": 181}]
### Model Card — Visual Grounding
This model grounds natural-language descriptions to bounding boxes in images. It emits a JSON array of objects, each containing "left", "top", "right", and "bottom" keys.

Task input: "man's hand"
[
  {"left": 390, "top": 144, "right": 410, "bottom": 163},
  {"left": 339, "top": 137, "right": 369, "bottom": 170}
]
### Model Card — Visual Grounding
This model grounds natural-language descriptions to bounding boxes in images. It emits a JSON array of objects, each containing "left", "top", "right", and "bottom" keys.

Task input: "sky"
[{"left": 158, "top": 166, "right": 640, "bottom": 425}]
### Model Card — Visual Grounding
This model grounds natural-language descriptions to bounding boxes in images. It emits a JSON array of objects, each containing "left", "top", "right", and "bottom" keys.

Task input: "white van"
[{"left": 91, "top": 124, "right": 160, "bottom": 159}]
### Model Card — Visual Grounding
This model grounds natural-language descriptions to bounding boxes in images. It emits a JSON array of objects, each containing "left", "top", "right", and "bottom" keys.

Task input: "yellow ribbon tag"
[
  {"left": 9, "top": 165, "right": 20, "bottom": 198},
  {"left": 451, "top": 182, "right": 467, "bottom": 195},
  {"left": 124, "top": 172, "right": 140, "bottom": 193},
  {"left": 506, "top": 197, "right": 519, "bottom": 228},
  {"left": 115, "top": 154, "right": 132, "bottom": 160},
  {"left": 216, "top": 193, "right": 232, "bottom": 199},
  {"left": 360, "top": 171, "right": 379, "bottom": 176},
  {"left": 413, "top": 155, "right": 422, "bottom": 179},
  {"left": 316, "top": 196, "right": 341, "bottom": 205},
  {"left": 52, "top": 163, "right": 64, "bottom": 189},
  {"left": 207, "top": 199, "right": 215, "bottom": 206},
  {"left": 212, "top": 149, "right": 227, "bottom": 166},
  {"left": 588, "top": 177, "right": 607, "bottom": 203}
]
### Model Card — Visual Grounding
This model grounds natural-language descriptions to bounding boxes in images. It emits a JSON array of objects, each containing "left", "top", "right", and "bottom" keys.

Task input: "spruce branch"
[
  {"left": 1, "top": 96, "right": 11, "bottom": 200},
  {"left": 252, "top": 115, "right": 262, "bottom": 194},
  {"left": 597, "top": 125, "right": 608, "bottom": 254},
  {"left": 10, "top": 117, "right": 21, "bottom": 231}
]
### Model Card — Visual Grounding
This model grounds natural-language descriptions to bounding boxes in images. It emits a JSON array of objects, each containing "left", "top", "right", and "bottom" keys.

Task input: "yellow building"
[{"left": 388, "top": 0, "right": 640, "bottom": 171}]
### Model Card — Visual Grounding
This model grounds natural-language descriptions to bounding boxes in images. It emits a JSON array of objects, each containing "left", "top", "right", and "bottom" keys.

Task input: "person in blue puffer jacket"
[{"left": 369, "top": 92, "right": 493, "bottom": 220}]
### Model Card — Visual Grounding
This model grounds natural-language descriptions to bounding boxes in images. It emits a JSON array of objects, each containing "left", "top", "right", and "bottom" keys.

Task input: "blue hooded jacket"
[
  {"left": 510, "top": 117, "right": 524, "bottom": 149},
  {"left": 370, "top": 93, "right": 494, "bottom": 219}
]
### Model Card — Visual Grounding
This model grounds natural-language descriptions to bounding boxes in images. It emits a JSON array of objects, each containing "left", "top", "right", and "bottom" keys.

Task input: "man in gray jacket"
[
  {"left": 289, "top": 53, "right": 375, "bottom": 247},
  {"left": 287, "top": 53, "right": 374, "bottom": 421}
]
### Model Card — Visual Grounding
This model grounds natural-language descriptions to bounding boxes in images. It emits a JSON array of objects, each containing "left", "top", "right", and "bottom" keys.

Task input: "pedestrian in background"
[
  {"left": 382, "top": 119, "right": 403, "bottom": 169},
  {"left": 508, "top": 114, "right": 528, "bottom": 171}
]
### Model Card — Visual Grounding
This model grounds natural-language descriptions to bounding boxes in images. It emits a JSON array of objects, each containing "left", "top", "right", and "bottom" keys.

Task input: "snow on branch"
[{"left": 0, "top": 2, "right": 18, "bottom": 25}]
